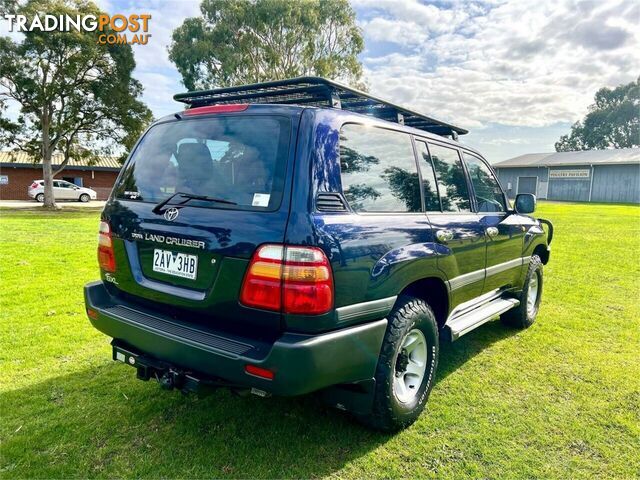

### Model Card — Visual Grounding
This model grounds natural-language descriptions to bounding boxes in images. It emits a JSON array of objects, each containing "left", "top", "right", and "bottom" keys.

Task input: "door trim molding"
[
  {"left": 448, "top": 257, "right": 528, "bottom": 291},
  {"left": 485, "top": 257, "right": 523, "bottom": 277},
  {"left": 448, "top": 269, "right": 485, "bottom": 291}
]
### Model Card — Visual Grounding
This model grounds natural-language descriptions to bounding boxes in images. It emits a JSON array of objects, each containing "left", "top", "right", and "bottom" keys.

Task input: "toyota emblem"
[{"left": 164, "top": 207, "right": 180, "bottom": 221}]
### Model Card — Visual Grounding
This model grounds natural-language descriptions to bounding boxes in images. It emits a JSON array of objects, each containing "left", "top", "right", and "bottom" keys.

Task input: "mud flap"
[{"left": 321, "top": 379, "right": 376, "bottom": 415}]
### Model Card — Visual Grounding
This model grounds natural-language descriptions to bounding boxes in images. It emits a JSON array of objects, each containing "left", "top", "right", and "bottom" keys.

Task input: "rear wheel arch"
[{"left": 397, "top": 277, "right": 449, "bottom": 330}]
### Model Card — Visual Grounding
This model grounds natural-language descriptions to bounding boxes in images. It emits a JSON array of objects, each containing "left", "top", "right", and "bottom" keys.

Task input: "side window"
[
  {"left": 52, "top": 181, "right": 62, "bottom": 188},
  {"left": 415, "top": 141, "right": 441, "bottom": 211},
  {"left": 462, "top": 153, "right": 507, "bottom": 213},
  {"left": 340, "top": 124, "right": 421, "bottom": 212},
  {"left": 427, "top": 143, "right": 471, "bottom": 213}
]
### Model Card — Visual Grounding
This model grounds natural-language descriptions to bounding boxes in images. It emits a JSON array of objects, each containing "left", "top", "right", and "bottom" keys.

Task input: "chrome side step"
[{"left": 445, "top": 297, "right": 520, "bottom": 341}]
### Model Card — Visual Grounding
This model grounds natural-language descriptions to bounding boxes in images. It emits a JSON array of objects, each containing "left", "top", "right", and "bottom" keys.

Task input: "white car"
[{"left": 28, "top": 179, "right": 98, "bottom": 203}]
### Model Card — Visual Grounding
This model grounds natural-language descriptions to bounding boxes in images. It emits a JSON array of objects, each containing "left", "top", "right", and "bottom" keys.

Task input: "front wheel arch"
[
  {"left": 502, "top": 254, "right": 543, "bottom": 328},
  {"left": 533, "top": 243, "right": 550, "bottom": 264}
]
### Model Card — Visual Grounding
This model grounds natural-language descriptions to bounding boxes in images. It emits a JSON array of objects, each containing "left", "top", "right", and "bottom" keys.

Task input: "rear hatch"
[{"left": 102, "top": 109, "right": 299, "bottom": 334}]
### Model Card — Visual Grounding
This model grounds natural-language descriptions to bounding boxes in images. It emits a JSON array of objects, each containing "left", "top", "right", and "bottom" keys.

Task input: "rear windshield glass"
[{"left": 114, "top": 115, "right": 291, "bottom": 211}]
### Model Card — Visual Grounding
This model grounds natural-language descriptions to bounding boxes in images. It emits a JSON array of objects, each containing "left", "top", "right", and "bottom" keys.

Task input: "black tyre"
[
  {"left": 79, "top": 193, "right": 90, "bottom": 203},
  {"left": 35, "top": 193, "right": 44, "bottom": 202},
  {"left": 359, "top": 296, "right": 439, "bottom": 431},
  {"left": 501, "top": 254, "right": 543, "bottom": 328}
]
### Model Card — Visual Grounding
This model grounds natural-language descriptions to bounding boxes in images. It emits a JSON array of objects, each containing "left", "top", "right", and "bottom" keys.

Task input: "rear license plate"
[{"left": 152, "top": 249, "right": 198, "bottom": 280}]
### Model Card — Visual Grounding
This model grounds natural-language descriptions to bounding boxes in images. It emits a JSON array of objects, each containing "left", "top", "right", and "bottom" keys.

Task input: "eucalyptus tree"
[
  {"left": 556, "top": 77, "right": 639, "bottom": 151},
  {"left": 169, "top": 0, "right": 365, "bottom": 91}
]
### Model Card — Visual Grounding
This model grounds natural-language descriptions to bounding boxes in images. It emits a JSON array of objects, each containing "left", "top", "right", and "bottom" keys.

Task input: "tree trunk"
[{"left": 41, "top": 110, "right": 58, "bottom": 209}]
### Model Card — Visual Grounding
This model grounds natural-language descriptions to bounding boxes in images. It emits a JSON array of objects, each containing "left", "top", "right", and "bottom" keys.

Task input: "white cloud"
[
  {"left": 361, "top": 18, "right": 428, "bottom": 47},
  {"left": 480, "top": 137, "right": 532, "bottom": 146},
  {"left": 357, "top": 0, "right": 640, "bottom": 131},
  {"left": 355, "top": 0, "right": 470, "bottom": 34}
]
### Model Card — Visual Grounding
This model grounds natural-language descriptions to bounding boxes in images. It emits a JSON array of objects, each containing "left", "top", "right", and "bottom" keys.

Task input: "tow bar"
[{"left": 111, "top": 341, "right": 270, "bottom": 397}]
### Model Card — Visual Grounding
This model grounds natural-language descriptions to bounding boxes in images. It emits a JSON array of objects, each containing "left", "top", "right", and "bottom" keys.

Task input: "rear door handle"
[
  {"left": 436, "top": 230, "right": 454, "bottom": 243},
  {"left": 486, "top": 227, "right": 499, "bottom": 238}
]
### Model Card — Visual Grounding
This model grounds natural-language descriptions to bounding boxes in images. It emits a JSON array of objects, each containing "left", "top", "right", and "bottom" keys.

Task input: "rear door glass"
[
  {"left": 415, "top": 140, "right": 441, "bottom": 211},
  {"left": 114, "top": 115, "right": 291, "bottom": 211},
  {"left": 427, "top": 143, "right": 471, "bottom": 213}
]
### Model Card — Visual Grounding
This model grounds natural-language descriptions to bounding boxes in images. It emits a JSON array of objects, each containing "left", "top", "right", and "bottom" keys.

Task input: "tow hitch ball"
[
  {"left": 155, "top": 369, "right": 218, "bottom": 395},
  {"left": 158, "top": 369, "right": 184, "bottom": 391}
]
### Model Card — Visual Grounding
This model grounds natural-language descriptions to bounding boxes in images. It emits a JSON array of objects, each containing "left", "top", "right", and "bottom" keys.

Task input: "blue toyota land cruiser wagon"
[{"left": 85, "top": 77, "right": 552, "bottom": 431}]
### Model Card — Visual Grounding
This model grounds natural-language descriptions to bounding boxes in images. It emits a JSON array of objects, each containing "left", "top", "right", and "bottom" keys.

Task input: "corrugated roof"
[
  {"left": 494, "top": 148, "right": 640, "bottom": 168},
  {"left": 0, "top": 151, "right": 121, "bottom": 169}
]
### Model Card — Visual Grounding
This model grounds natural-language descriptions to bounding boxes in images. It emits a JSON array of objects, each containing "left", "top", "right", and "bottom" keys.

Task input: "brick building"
[{"left": 0, "top": 152, "right": 121, "bottom": 200}]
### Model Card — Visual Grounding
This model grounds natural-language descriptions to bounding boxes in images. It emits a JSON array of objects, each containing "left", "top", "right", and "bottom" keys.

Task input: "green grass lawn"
[{"left": 1, "top": 203, "right": 639, "bottom": 479}]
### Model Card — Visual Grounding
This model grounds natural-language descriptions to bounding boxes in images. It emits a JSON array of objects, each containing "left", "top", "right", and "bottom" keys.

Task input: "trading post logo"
[{"left": 3, "top": 13, "right": 152, "bottom": 45}]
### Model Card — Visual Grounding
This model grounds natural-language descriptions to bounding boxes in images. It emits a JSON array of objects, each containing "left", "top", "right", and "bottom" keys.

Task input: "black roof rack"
[{"left": 173, "top": 76, "right": 467, "bottom": 138}]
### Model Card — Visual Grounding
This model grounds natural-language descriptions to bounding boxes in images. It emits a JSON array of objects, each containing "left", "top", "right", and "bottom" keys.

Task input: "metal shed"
[{"left": 493, "top": 148, "right": 640, "bottom": 204}]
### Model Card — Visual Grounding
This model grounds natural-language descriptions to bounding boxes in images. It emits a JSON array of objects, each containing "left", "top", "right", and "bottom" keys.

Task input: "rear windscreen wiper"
[{"left": 152, "top": 192, "right": 237, "bottom": 214}]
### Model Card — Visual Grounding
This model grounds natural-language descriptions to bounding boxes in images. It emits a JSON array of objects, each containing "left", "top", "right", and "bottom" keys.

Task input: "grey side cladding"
[{"left": 336, "top": 296, "right": 397, "bottom": 324}]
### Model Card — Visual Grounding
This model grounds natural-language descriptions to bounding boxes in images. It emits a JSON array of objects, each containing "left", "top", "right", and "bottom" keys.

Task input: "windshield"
[{"left": 114, "top": 115, "right": 291, "bottom": 211}]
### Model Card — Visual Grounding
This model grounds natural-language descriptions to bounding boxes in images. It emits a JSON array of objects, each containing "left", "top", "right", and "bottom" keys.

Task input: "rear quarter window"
[
  {"left": 339, "top": 124, "right": 421, "bottom": 213},
  {"left": 114, "top": 115, "right": 291, "bottom": 211}
]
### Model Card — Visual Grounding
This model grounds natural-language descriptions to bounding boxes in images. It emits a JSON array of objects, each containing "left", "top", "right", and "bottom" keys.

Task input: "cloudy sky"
[{"left": 4, "top": 0, "right": 639, "bottom": 161}]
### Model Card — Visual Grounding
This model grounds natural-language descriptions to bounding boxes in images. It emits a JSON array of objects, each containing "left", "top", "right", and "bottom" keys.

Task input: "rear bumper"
[{"left": 84, "top": 281, "right": 387, "bottom": 396}]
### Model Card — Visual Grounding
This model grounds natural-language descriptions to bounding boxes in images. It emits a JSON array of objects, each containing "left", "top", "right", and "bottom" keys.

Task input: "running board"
[{"left": 445, "top": 298, "right": 520, "bottom": 341}]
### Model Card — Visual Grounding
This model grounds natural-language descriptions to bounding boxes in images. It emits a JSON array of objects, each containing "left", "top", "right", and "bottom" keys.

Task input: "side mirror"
[{"left": 515, "top": 193, "right": 536, "bottom": 214}]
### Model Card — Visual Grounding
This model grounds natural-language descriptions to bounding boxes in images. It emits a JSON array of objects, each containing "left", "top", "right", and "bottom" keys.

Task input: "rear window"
[{"left": 114, "top": 115, "right": 291, "bottom": 211}]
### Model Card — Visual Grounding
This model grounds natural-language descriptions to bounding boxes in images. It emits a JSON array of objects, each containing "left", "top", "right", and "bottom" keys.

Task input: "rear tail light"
[
  {"left": 282, "top": 247, "right": 333, "bottom": 314},
  {"left": 240, "top": 244, "right": 334, "bottom": 315},
  {"left": 97, "top": 221, "right": 116, "bottom": 273},
  {"left": 30, "top": 182, "right": 38, "bottom": 189}
]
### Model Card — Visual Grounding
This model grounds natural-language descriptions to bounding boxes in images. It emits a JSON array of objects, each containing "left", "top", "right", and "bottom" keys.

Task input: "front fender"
[
  {"left": 523, "top": 218, "right": 552, "bottom": 264},
  {"left": 538, "top": 218, "right": 554, "bottom": 245}
]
